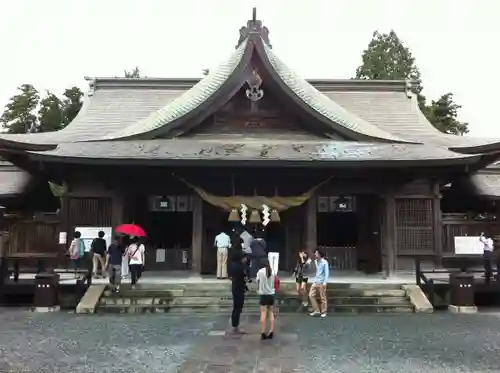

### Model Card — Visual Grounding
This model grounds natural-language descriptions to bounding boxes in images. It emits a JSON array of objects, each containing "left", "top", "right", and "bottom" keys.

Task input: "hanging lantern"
[
  {"left": 249, "top": 210, "right": 261, "bottom": 224},
  {"left": 270, "top": 209, "right": 281, "bottom": 223},
  {"left": 228, "top": 208, "right": 240, "bottom": 222}
]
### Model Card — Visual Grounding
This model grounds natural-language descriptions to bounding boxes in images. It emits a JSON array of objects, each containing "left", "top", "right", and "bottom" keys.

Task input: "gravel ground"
[{"left": 0, "top": 309, "right": 499, "bottom": 372}]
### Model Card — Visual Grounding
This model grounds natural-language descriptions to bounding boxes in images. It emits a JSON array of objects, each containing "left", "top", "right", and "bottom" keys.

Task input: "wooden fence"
[{"left": 2, "top": 218, "right": 66, "bottom": 267}]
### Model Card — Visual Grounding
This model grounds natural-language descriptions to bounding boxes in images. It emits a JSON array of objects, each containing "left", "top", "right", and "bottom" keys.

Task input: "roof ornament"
[
  {"left": 84, "top": 76, "right": 96, "bottom": 96},
  {"left": 246, "top": 69, "right": 264, "bottom": 101},
  {"left": 236, "top": 7, "right": 272, "bottom": 49}
]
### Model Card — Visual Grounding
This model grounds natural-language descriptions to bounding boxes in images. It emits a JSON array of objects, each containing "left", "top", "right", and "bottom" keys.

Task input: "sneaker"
[
  {"left": 320, "top": 312, "right": 327, "bottom": 318},
  {"left": 261, "top": 333, "right": 267, "bottom": 340},
  {"left": 309, "top": 311, "right": 320, "bottom": 317},
  {"left": 267, "top": 332, "right": 274, "bottom": 340}
]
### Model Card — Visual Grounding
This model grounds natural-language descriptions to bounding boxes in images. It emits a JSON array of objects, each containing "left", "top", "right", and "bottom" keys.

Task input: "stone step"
[
  {"left": 103, "top": 288, "right": 407, "bottom": 298},
  {"left": 100, "top": 295, "right": 409, "bottom": 307},
  {"left": 128, "top": 283, "right": 405, "bottom": 291},
  {"left": 96, "top": 303, "right": 414, "bottom": 314}
]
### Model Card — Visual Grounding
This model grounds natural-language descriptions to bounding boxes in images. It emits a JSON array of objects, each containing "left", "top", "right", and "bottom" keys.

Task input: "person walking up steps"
[
  {"left": 90, "top": 231, "right": 107, "bottom": 278},
  {"left": 127, "top": 237, "right": 145, "bottom": 289},
  {"left": 309, "top": 248, "right": 329, "bottom": 318}
]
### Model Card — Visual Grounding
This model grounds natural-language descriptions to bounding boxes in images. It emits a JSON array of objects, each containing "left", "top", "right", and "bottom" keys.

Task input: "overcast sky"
[{"left": 0, "top": 0, "right": 497, "bottom": 137}]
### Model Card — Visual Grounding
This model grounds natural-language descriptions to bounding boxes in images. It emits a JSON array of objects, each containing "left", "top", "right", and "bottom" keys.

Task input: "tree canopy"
[
  {"left": 355, "top": 30, "right": 468, "bottom": 135},
  {"left": 0, "top": 84, "right": 40, "bottom": 133},
  {"left": 0, "top": 85, "right": 83, "bottom": 134}
]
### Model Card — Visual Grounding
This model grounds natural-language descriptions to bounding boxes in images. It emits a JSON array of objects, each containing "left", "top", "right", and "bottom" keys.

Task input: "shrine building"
[{"left": 1, "top": 10, "right": 500, "bottom": 275}]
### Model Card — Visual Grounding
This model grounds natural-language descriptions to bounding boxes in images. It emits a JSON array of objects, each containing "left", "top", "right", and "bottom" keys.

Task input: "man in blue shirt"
[{"left": 309, "top": 248, "right": 329, "bottom": 317}]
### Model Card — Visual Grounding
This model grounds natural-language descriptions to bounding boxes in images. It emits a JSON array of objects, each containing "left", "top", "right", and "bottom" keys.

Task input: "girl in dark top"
[{"left": 293, "top": 251, "right": 312, "bottom": 307}]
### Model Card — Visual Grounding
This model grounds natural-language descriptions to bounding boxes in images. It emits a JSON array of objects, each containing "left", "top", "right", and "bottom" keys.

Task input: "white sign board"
[
  {"left": 454, "top": 236, "right": 484, "bottom": 255},
  {"left": 155, "top": 248, "right": 166, "bottom": 263},
  {"left": 268, "top": 252, "right": 280, "bottom": 276},
  {"left": 75, "top": 227, "right": 113, "bottom": 252},
  {"left": 58, "top": 232, "right": 67, "bottom": 244}
]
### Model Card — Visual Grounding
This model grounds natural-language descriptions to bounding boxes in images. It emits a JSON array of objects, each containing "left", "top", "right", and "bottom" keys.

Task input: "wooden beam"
[
  {"left": 191, "top": 194, "right": 203, "bottom": 273},
  {"left": 111, "top": 192, "right": 124, "bottom": 228}
]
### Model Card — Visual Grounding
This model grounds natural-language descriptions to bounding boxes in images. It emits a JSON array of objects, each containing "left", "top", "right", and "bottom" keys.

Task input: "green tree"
[
  {"left": 38, "top": 91, "right": 63, "bottom": 132},
  {"left": 0, "top": 84, "right": 40, "bottom": 133},
  {"left": 61, "top": 86, "right": 83, "bottom": 126},
  {"left": 124, "top": 66, "right": 140, "bottom": 78},
  {"left": 426, "top": 93, "right": 468, "bottom": 135},
  {"left": 355, "top": 30, "right": 468, "bottom": 135},
  {"left": 355, "top": 30, "right": 425, "bottom": 107}
]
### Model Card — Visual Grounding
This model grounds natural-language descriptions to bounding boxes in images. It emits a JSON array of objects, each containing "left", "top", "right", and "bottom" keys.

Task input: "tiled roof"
[
  {"left": 325, "top": 89, "right": 500, "bottom": 148},
  {"left": 103, "top": 40, "right": 249, "bottom": 139},
  {"left": 0, "top": 31, "right": 498, "bottom": 155},
  {"left": 262, "top": 44, "right": 406, "bottom": 143},
  {"left": 28, "top": 139, "right": 478, "bottom": 165}
]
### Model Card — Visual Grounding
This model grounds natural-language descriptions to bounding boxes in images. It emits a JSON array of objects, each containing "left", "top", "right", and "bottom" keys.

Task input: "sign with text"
[{"left": 454, "top": 236, "right": 484, "bottom": 255}]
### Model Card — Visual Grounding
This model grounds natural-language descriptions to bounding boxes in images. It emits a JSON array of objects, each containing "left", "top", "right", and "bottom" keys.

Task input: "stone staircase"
[{"left": 96, "top": 282, "right": 415, "bottom": 314}]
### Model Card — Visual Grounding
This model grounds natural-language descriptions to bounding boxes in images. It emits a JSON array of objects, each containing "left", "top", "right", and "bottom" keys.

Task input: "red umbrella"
[{"left": 115, "top": 224, "right": 147, "bottom": 237}]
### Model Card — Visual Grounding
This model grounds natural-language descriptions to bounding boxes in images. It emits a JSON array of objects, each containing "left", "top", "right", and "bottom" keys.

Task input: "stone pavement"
[{"left": 0, "top": 308, "right": 499, "bottom": 372}]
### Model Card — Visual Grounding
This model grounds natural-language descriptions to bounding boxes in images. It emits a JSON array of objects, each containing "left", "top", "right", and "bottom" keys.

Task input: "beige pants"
[
  {"left": 309, "top": 283, "right": 327, "bottom": 313},
  {"left": 217, "top": 247, "right": 228, "bottom": 278},
  {"left": 92, "top": 253, "right": 106, "bottom": 276}
]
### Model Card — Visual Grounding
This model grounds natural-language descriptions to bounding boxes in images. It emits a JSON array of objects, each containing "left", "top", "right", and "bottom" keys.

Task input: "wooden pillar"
[
  {"left": 60, "top": 194, "right": 71, "bottom": 249},
  {"left": 382, "top": 194, "right": 397, "bottom": 277},
  {"left": 191, "top": 194, "right": 203, "bottom": 273},
  {"left": 305, "top": 195, "right": 317, "bottom": 254},
  {"left": 111, "top": 192, "right": 124, "bottom": 228},
  {"left": 432, "top": 182, "right": 443, "bottom": 263}
]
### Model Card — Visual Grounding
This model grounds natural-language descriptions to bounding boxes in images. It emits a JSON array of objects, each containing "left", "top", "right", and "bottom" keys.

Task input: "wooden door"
[
  {"left": 357, "top": 195, "right": 382, "bottom": 273},
  {"left": 201, "top": 203, "right": 226, "bottom": 274}
]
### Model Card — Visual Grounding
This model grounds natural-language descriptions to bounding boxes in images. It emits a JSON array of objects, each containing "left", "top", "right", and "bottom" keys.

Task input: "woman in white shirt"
[
  {"left": 126, "top": 238, "right": 145, "bottom": 289},
  {"left": 256, "top": 260, "right": 275, "bottom": 340}
]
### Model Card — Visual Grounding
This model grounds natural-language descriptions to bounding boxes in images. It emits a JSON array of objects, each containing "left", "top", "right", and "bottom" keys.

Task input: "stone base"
[
  {"left": 448, "top": 305, "right": 477, "bottom": 314},
  {"left": 32, "top": 306, "right": 60, "bottom": 313}
]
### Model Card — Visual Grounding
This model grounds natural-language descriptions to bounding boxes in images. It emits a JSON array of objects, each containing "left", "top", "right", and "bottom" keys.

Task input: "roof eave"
[
  {"left": 23, "top": 151, "right": 483, "bottom": 169},
  {"left": 449, "top": 142, "right": 500, "bottom": 155}
]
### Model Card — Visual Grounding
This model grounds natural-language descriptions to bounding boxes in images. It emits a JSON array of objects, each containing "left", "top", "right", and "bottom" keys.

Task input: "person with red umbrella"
[
  {"left": 125, "top": 236, "right": 146, "bottom": 289},
  {"left": 115, "top": 224, "right": 147, "bottom": 238},
  {"left": 115, "top": 224, "right": 147, "bottom": 288}
]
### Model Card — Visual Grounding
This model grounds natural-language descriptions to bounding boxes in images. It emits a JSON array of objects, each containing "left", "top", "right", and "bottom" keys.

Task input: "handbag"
[{"left": 274, "top": 276, "right": 280, "bottom": 292}]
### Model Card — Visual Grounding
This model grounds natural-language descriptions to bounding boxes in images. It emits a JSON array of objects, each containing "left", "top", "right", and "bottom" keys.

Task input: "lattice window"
[
  {"left": 68, "top": 197, "right": 112, "bottom": 227},
  {"left": 396, "top": 199, "right": 434, "bottom": 253}
]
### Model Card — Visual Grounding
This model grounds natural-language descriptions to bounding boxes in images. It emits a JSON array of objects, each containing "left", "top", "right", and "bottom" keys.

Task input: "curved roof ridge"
[
  {"left": 260, "top": 43, "right": 412, "bottom": 143},
  {"left": 404, "top": 94, "right": 500, "bottom": 151},
  {"left": 102, "top": 39, "right": 250, "bottom": 140}
]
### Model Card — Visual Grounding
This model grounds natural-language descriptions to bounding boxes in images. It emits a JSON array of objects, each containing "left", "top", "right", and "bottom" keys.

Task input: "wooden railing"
[
  {"left": 0, "top": 252, "right": 93, "bottom": 295},
  {"left": 415, "top": 255, "right": 500, "bottom": 306}
]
